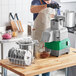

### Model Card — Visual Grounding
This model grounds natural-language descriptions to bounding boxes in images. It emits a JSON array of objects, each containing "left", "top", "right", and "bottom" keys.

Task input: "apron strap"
[{"left": 40, "top": 0, "right": 43, "bottom": 5}]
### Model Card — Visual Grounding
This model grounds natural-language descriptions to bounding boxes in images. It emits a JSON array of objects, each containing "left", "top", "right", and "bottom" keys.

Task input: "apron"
[
  {"left": 32, "top": 0, "right": 55, "bottom": 57},
  {"left": 32, "top": 0, "right": 55, "bottom": 41}
]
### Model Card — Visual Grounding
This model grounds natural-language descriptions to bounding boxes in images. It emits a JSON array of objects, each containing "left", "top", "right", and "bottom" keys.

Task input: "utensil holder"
[{"left": 8, "top": 57, "right": 26, "bottom": 66}]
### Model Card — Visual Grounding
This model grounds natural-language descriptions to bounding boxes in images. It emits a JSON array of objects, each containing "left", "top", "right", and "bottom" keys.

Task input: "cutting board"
[
  {"left": 10, "top": 21, "right": 18, "bottom": 32},
  {"left": 17, "top": 20, "right": 24, "bottom": 32}
]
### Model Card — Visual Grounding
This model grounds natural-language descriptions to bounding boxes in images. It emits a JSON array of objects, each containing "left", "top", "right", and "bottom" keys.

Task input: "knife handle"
[
  {"left": 15, "top": 13, "right": 19, "bottom": 20},
  {"left": 9, "top": 13, "right": 14, "bottom": 20}
]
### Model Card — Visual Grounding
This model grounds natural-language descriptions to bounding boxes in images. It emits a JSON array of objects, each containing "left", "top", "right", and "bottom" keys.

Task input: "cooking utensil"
[
  {"left": 66, "top": 11, "right": 75, "bottom": 27},
  {"left": 16, "top": 38, "right": 39, "bottom": 58}
]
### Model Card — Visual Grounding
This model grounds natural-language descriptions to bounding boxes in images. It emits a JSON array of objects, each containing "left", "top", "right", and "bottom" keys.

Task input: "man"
[
  {"left": 30, "top": 0, "right": 60, "bottom": 20},
  {"left": 30, "top": 0, "right": 60, "bottom": 76}
]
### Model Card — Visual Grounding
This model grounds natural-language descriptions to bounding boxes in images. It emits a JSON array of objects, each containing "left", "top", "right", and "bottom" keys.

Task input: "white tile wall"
[
  {"left": 0, "top": 0, "right": 33, "bottom": 27},
  {"left": 60, "top": 2, "right": 76, "bottom": 12},
  {"left": 54, "top": 0, "right": 76, "bottom": 12},
  {"left": 0, "top": 0, "right": 2, "bottom": 26}
]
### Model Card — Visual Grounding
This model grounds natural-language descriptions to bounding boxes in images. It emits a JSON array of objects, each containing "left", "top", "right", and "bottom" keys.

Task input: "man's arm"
[{"left": 30, "top": 5, "right": 47, "bottom": 13}]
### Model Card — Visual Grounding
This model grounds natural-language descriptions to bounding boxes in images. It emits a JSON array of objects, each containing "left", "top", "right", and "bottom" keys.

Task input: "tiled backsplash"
[
  {"left": 54, "top": 0, "right": 76, "bottom": 12},
  {"left": 60, "top": 2, "right": 76, "bottom": 12},
  {"left": 0, "top": 0, "right": 33, "bottom": 27}
]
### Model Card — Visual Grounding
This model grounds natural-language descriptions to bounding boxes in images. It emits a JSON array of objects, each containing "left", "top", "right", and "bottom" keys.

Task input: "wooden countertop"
[{"left": 0, "top": 48, "right": 76, "bottom": 76}]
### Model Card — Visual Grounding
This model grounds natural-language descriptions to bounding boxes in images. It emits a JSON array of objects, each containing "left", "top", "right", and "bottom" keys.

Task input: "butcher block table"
[{"left": 0, "top": 48, "right": 76, "bottom": 76}]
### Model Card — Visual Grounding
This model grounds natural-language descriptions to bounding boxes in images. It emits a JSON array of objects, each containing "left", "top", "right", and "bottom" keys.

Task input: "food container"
[
  {"left": 35, "top": 42, "right": 50, "bottom": 59},
  {"left": 16, "top": 37, "right": 39, "bottom": 58},
  {"left": 40, "top": 51, "right": 50, "bottom": 58}
]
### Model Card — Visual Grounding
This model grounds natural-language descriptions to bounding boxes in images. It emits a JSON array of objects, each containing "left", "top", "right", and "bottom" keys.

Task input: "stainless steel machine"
[{"left": 41, "top": 15, "right": 70, "bottom": 57}]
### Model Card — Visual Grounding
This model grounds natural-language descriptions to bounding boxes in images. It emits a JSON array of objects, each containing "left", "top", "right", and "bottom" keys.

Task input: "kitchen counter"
[
  {"left": 0, "top": 48, "right": 76, "bottom": 76},
  {"left": 0, "top": 33, "right": 27, "bottom": 43}
]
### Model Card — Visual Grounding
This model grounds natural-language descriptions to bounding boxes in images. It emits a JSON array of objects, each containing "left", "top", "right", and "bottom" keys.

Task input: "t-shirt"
[{"left": 31, "top": 0, "right": 60, "bottom": 20}]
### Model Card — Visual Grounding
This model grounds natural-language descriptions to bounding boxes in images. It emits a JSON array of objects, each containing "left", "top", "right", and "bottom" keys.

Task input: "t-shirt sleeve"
[{"left": 31, "top": 0, "right": 41, "bottom": 5}]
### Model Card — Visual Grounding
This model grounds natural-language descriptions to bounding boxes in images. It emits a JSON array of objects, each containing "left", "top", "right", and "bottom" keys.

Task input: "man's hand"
[{"left": 47, "top": 3, "right": 59, "bottom": 9}]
